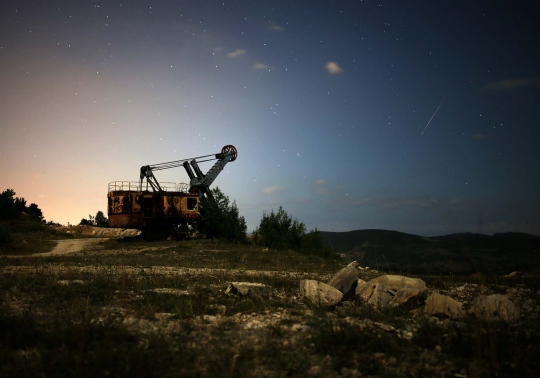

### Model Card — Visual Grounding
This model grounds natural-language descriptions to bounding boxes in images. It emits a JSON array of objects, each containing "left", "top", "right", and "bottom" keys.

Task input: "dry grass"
[{"left": 1, "top": 237, "right": 539, "bottom": 377}]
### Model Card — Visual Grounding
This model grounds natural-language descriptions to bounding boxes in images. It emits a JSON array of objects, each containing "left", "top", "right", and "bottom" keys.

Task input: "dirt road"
[{"left": 32, "top": 238, "right": 109, "bottom": 257}]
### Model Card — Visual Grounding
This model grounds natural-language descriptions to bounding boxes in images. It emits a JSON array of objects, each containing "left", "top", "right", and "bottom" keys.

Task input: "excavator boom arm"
[{"left": 138, "top": 145, "right": 237, "bottom": 203}]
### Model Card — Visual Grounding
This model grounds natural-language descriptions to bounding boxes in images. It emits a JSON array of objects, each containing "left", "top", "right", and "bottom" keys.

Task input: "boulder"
[
  {"left": 424, "top": 292, "right": 465, "bottom": 319},
  {"left": 225, "top": 282, "right": 271, "bottom": 298},
  {"left": 469, "top": 294, "right": 520, "bottom": 322},
  {"left": 355, "top": 278, "right": 369, "bottom": 296},
  {"left": 327, "top": 261, "right": 360, "bottom": 295},
  {"left": 368, "top": 275, "right": 426, "bottom": 291},
  {"left": 389, "top": 287, "right": 427, "bottom": 308},
  {"left": 356, "top": 275, "right": 427, "bottom": 309},
  {"left": 299, "top": 280, "right": 343, "bottom": 306},
  {"left": 356, "top": 282, "right": 393, "bottom": 308}
]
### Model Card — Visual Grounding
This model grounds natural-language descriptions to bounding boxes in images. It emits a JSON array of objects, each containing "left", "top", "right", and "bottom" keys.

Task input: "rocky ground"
[{"left": 1, "top": 237, "right": 539, "bottom": 377}]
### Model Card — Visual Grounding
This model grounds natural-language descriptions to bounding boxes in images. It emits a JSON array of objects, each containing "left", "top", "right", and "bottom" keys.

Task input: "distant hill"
[
  {"left": 492, "top": 232, "right": 540, "bottom": 239},
  {"left": 319, "top": 229, "right": 425, "bottom": 253},
  {"left": 430, "top": 232, "right": 491, "bottom": 241},
  {"left": 320, "top": 229, "right": 540, "bottom": 275},
  {"left": 431, "top": 232, "right": 540, "bottom": 241}
]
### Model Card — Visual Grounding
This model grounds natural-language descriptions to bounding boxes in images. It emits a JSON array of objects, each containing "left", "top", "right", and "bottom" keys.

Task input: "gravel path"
[{"left": 32, "top": 238, "right": 110, "bottom": 257}]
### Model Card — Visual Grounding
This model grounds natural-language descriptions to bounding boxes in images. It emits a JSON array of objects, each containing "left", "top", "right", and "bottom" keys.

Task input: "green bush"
[
  {"left": 198, "top": 187, "right": 247, "bottom": 242},
  {"left": 254, "top": 207, "right": 334, "bottom": 257},
  {"left": 254, "top": 206, "right": 306, "bottom": 251}
]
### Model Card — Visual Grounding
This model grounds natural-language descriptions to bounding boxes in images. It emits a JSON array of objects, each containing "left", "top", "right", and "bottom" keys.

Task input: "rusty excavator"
[{"left": 107, "top": 145, "right": 237, "bottom": 232}]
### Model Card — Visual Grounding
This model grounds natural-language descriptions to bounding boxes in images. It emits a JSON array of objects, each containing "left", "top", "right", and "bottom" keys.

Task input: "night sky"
[{"left": 1, "top": 1, "right": 539, "bottom": 236}]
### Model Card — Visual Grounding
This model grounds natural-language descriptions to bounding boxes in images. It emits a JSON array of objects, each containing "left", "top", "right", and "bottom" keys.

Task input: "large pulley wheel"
[{"left": 221, "top": 145, "right": 238, "bottom": 161}]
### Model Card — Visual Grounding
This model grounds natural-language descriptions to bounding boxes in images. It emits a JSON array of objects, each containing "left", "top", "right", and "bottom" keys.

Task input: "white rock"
[
  {"left": 356, "top": 275, "right": 427, "bottom": 308},
  {"left": 389, "top": 287, "right": 427, "bottom": 308},
  {"left": 299, "top": 279, "right": 343, "bottom": 306},
  {"left": 225, "top": 282, "right": 271, "bottom": 298},
  {"left": 327, "top": 261, "right": 360, "bottom": 295},
  {"left": 368, "top": 275, "right": 426, "bottom": 291},
  {"left": 424, "top": 292, "right": 465, "bottom": 319},
  {"left": 357, "top": 282, "right": 393, "bottom": 308},
  {"left": 355, "top": 279, "right": 368, "bottom": 294},
  {"left": 469, "top": 294, "right": 520, "bottom": 322}
]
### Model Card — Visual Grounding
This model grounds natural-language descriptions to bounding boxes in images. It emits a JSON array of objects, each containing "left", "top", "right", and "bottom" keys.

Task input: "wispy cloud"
[
  {"left": 226, "top": 49, "right": 246, "bottom": 58},
  {"left": 485, "top": 78, "right": 540, "bottom": 90},
  {"left": 316, "top": 180, "right": 327, "bottom": 185},
  {"left": 325, "top": 62, "right": 343, "bottom": 74},
  {"left": 263, "top": 185, "right": 283, "bottom": 194},
  {"left": 316, "top": 188, "right": 331, "bottom": 195},
  {"left": 267, "top": 24, "right": 285, "bottom": 31},
  {"left": 254, "top": 63, "right": 270, "bottom": 69},
  {"left": 354, "top": 197, "right": 371, "bottom": 206}
]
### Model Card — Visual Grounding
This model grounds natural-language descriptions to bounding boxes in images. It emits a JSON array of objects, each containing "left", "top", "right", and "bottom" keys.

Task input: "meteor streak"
[{"left": 422, "top": 92, "right": 449, "bottom": 134}]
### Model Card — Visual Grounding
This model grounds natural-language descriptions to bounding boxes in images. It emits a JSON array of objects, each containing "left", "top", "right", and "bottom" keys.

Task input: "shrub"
[
  {"left": 80, "top": 218, "right": 93, "bottom": 226},
  {"left": 79, "top": 211, "right": 107, "bottom": 227},
  {"left": 198, "top": 187, "right": 247, "bottom": 242},
  {"left": 253, "top": 206, "right": 306, "bottom": 250},
  {"left": 80, "top": 214, "right": 95, "bottom": 226},
  {"left": 254, "top": 206, "right": 306, "bottom": 251},
  {"left": 254, "top": 207, "right": 335, "bottom": 257}
]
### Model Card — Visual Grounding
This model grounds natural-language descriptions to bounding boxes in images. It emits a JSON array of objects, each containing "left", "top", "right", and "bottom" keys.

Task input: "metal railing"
[
  {"left": 108, "top": 181, "right": 190, "bottom": 193},
  {"left": 177, "top": 183, "right": 189, "bottom": 193},
  {"left": 108, "top": 181, "right": 140, "bottom": 192}
]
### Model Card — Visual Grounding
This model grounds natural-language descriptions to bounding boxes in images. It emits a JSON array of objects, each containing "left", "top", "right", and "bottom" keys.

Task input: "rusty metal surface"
[
  {"left": 108, "top": 190, "right": 198, "bottom": 228},
  {"left": 108, "top": 213, "right": 146, "bottom": 228}
]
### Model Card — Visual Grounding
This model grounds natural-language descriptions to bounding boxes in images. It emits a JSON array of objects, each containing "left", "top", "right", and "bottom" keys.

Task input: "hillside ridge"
[{"left": 319, "top": 229, "right": 540, "bottom": 274}]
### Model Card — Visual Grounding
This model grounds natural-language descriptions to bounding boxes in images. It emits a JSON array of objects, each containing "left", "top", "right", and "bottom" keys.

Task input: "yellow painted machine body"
[{"left": 107, "top": 182, "right": 198, "bottom": 229}]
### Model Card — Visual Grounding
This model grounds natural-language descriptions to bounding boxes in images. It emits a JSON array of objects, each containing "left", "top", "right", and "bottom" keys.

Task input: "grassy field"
[{"left": 1, "top": 235, "right": 539, "bottom": 377}]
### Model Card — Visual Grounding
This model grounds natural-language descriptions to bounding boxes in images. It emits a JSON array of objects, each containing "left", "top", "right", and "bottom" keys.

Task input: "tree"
[
  {"left": 198, "top": 187, "right": 247, "bottom": 242},
  {"left": 14, "top": 197, "right": 27, "bottom": 212},
  {"left": 300, "top": 228, "right": 333, "bottom": 257},
  {"left": 254, "top": 207, "right": 334, "bottom": 257},
  {"left": 27, "top": 203, "right": 44, "bottom": 221},
  {"left": 0, "top": 189, "right": 45, "bottom": 222},
  {"left": 0, "top": 189, "right": 19, "bottom": 220},
  {"left": 95, "top": 211, "right": 108, "bottom": 227},
  {"left": 254, "top": 206, "right": 306, "bottom": 250}
]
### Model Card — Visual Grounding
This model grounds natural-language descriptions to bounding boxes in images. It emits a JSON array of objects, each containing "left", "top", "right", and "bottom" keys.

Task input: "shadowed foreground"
[{"left": 1, "top": 238, "right": 539, "bottom": 377}]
